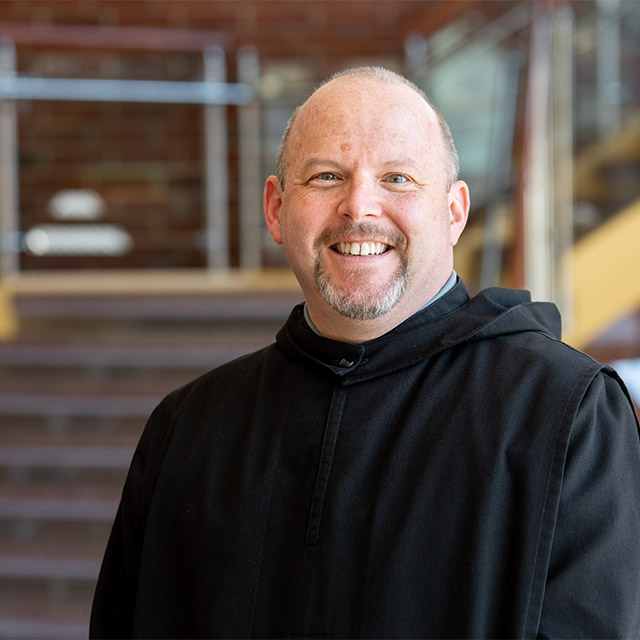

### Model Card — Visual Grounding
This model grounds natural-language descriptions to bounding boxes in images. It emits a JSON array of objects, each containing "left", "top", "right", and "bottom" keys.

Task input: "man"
[{"left": 90, "top": 67, "right": 640, "bottom": 638}]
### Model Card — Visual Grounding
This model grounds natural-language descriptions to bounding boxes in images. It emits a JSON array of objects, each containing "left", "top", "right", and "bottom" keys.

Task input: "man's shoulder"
[
  {"left": 458, "top": 317, "right": 610, "bottom": 402},
  {"left": 515, "top": 326, "right": 601, "bottom": 369},
  {"left": 160, "top": 341, "right": 280, "bottom": 413}
]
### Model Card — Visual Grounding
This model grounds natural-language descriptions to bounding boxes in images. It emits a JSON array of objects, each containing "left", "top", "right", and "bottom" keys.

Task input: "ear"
[
  {"left": 448, "top": 180, "right": 470, "bottom": 247},
  {"left": 263, "top": 175, "right": 284, "bottom": 245}
]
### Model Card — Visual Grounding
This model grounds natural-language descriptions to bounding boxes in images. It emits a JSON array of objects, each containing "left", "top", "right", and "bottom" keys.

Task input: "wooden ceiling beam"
[
  {"left": 402, "top": 0, "right": 481, "bottom": 36},
  {"left": 0, "top": 21, "right": 231, "bottom": 52}
]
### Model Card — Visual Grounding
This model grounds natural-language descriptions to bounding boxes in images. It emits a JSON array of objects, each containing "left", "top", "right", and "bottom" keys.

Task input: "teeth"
[{"left": 335, "top": 241, "right": 389, "bottom": 256}]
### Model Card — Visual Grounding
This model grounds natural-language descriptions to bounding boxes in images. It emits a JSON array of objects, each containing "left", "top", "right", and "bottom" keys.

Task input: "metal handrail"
[
  {"left": 0, "top": 36, "right": 258, "bottom": 277},
  {"left": 0, "top": 75, "right": 254, "bottom": 105}
]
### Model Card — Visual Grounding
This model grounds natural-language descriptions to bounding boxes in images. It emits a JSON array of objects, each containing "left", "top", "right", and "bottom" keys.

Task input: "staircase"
[
  {"left": 455, "top": 109, "right": 640, "bottom": 354},
  {"left": 0, "top": 288, "right": 300, "bottom": 638},
  {"left": 563, "top": 111, "right": 640, "bottom": 349}
]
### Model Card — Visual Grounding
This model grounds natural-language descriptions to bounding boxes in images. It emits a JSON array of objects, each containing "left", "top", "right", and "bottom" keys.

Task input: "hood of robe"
[{"left": 276, "top": 278, "right": 562, "bottom": 385}]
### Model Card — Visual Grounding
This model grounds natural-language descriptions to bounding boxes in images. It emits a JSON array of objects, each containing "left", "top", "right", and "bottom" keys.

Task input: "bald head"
[{"left": 276, "top": 66, "right": 460, "bottom": 190}]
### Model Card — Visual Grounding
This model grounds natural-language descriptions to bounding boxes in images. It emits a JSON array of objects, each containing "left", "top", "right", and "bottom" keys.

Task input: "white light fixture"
[
  {"left": 47, "top": 189, "right": 106, "bottom": 221},
  {"left": 23, "top": 224, "right": 133, "bottom": 256}
]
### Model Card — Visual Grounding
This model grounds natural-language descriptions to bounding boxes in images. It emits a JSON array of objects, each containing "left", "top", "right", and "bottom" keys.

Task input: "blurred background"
[{"left": 0, "top": 0, "right": 639, "bottom": 636}]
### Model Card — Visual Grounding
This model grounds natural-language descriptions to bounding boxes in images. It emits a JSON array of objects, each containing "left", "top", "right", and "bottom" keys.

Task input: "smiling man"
[
  {"left": 264, "top": 69, "right": 468, "bottom": 342},
  {"left": 91, "top": 67, "right": 640, "bottom": 639}
]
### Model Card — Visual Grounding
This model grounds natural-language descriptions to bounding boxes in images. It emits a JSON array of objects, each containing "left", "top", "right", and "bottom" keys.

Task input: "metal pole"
[
  {"left": 551, "top": 6, "right": 575, "bottom": 328},
  {"left": 596, "top": 0, "right": 622, "bottom": 137},
  {"left": 0, "top": 38, "right": 19, "bottom": 276},
  {"left": 523, "top": 5, "right": 553, "bottom": 302},
  {"left": 203, "top": 46, "right": 229, "bottom": 271},
  {"left": 237, "top": 46, "right": 262, "bottom": 270},
  {"left": 404, "top": 34, "right": 429, "bottom": 88},
  {"left": 480, "top": 51, "right": 520, "bottom": 289},
  {"left": 1, "top": 76, "right": 253, "bottom": 105}
]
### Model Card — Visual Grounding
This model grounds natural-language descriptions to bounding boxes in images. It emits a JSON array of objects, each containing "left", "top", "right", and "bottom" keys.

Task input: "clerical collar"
[{"left": 303, "top": 270, "right": 458, "bottom": 337}]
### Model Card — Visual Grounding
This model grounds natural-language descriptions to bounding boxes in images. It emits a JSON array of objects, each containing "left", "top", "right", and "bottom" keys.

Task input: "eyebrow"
[
  {"left": 298, "top": 157, "right": 341, "bottom": 173},
  {"left": 298, "top": 157, "right": 424, "bottom": 174},
  {"left": 379, "top": 158, "right": 423, "bottom": 172}
]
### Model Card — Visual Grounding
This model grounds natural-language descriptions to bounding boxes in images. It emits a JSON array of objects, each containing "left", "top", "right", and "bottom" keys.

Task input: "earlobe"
[
  {"left": 448, "top": 180, "right": 470, "bottom": 247},
  {"left": 264, "top": 176, "right": 284, "bottom": 245}
]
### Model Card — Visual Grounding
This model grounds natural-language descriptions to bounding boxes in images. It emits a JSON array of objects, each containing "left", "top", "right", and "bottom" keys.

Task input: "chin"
[{"left": 319, "top": 278, "right": 407, "bottom": 321}]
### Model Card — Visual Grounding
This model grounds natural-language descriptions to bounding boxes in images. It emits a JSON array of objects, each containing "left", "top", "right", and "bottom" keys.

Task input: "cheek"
[
  {"left": 278, "top": 209, "right": 320, "bottom": 272},
  {"left": 281, "top": 194, "right": 333, "bottom": 243},
  {"left": 280, "top": 211, "right": 312, "bottom": 248},
  {"left": 402, "top": 209, "right": 450, "bottom": 258}
]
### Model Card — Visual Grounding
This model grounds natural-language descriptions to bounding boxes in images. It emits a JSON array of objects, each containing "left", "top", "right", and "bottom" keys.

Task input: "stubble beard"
[{"left": 313, "top": 223, "right": 409, "bottom": 321}]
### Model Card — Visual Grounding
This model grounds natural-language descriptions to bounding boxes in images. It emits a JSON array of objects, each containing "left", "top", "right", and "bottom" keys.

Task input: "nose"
[{"left": 337, "top": 176, "right": 383, "bottom": 221}]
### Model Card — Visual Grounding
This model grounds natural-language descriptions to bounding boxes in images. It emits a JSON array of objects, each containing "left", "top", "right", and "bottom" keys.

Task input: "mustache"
[{"left": 314, "top": 222, "right": 407, "bottom": 251}]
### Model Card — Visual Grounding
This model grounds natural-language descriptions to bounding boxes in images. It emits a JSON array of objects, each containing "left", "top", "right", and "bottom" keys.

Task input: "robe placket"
[{"left": 305, "top": 384, "right": 349, "bottom": 545}]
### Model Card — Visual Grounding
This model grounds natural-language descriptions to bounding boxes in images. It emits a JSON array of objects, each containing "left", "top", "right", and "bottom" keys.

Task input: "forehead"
[{"left": 288, "top": 76, "right": 442, "bottom": 165}]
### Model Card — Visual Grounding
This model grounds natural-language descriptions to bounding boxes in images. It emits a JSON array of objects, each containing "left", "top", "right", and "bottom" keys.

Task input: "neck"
[{"left": 308, "top": 308, "right": 408, "bottom": 344}]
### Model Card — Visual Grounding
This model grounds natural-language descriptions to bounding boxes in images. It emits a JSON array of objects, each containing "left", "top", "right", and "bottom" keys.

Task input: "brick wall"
[{"left": 0, "top": 0, "right": 484, "bottom": 270}]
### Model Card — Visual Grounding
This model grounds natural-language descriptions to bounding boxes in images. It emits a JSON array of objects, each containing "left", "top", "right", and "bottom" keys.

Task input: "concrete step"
[
  {"left": 0, "top": 443, "right": 134, "bottom": 473},
  {"left": 0, "top": 289, "right": 299, "bottom": 637},
  {"left": 0, "top": 487, "right": 117, "bottom": 640},
  {"left": 0, "top": 370, "right": 196, "bottom": 401},
  {"left": 0, "top": 414, "right": 143, "bottom": 447},
  {"left": 0, "top": 554, "right": 100, "bottom": 582},
  {"left": 0, "top": 505, "right": 114, "bottom": 566},
  {"left": 0, "top": 494, "right": 119, "bottom": 524},
  {"left": 0, "top": 392, "right": 159, "bottom": 418},
  {"left": 0, "top": 566, "right": 95, "bottom": 639},
  {"left": 13, "top": 290, "right": 300, "bottom": 322},
  {"left": 0, "top": 339, "right": 247, "bottom": 370},
  {"left": 0, "top": 609, "right": 89, "bottom": 640}
]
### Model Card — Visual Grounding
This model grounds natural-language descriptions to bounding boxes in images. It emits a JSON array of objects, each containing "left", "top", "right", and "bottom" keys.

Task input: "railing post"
[
  {"left": 0, "top": 38, "right": 19, "bottom": 277},
  {"left": 237, "top": 46, "right": 262, "bottom": 270},
  {"left": 0, "top": 38, "right": 18, "bottom": 339},
  {"left": 203, "top": 46, "right": 229, "bottom": 271},
  {"left": 521, "top": 3, "right": 553, "bottom": 302},
  {"left": 404, "top": 34, "right": 429, "bottom": 86},
  {"left": 480, "top": 51, "right": 520, "bottom": 290},
  {"left": 552, "top": 6, "right": 575, "bottom": 330},
  {"left": 596, "top": 0, "right": 622, "bottom": 137}
]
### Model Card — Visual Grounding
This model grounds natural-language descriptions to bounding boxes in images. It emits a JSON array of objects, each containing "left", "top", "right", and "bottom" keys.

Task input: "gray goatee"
[{"left": 313, "top": 222, "right": 409, "bottom": 320}]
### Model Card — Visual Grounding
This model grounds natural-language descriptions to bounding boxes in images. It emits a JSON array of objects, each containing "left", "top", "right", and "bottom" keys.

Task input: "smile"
[{"left": 332, "top": 241, "right": 390, "bottom": 256}]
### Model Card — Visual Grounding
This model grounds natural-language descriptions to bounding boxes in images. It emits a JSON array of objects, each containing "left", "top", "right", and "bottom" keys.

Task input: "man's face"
[{"left": 264, "top": 76, "right": 469, "bottom": 337}]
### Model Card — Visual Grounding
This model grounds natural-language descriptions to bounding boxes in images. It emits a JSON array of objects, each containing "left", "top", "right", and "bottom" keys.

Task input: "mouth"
[{"left": 331, "top": 241, "right": 391, "bottom": 257}]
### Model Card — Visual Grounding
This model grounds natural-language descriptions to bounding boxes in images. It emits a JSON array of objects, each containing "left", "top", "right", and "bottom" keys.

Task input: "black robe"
[{"left": 90, "top": 280, "right": 640, "bottom": 638}]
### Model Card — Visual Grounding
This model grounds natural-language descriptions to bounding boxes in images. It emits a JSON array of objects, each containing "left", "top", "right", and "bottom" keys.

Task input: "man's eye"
[
  {"left": 386, "top": 174, "right": 409, "bottom": 184},
  {"left": 315, "top": 172, "right": 338, "bottom": 181}
]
